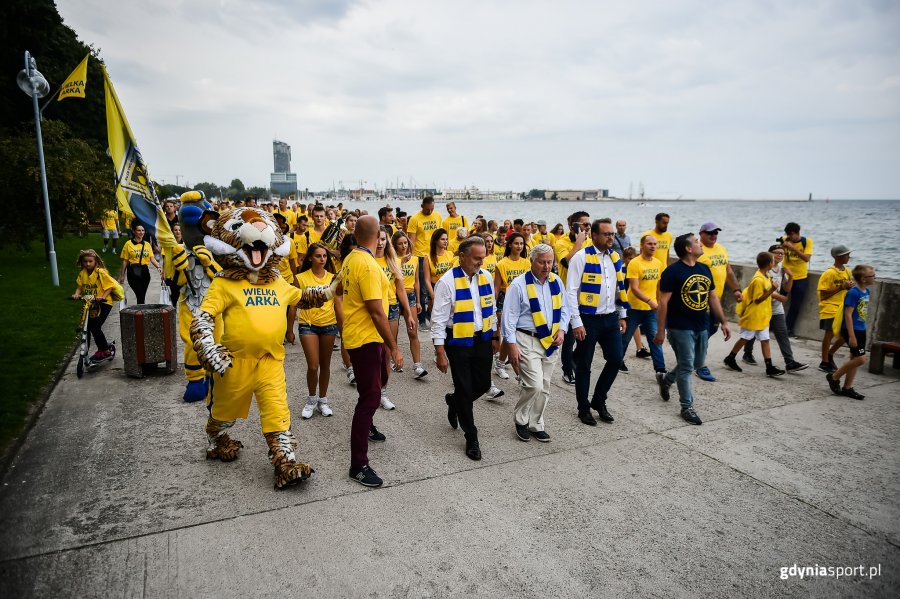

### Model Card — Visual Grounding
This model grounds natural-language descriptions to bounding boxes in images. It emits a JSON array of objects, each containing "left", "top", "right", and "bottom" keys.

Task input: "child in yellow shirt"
[
  {"left": 72, "top": 249, "right": 119, "bottom": 361},
  {"left": 723, "top": 252, "right": 786, "bottom": 377}
]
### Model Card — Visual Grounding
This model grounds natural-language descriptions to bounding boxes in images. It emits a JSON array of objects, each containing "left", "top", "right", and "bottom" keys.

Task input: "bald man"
[{"left": 341, "top": 215, "right": 404, "bottom": 487}]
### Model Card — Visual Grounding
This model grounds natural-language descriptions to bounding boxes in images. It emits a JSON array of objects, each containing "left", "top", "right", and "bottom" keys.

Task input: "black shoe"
[
  {"left": 841, "top": 387, "right": 865, "bottom": 400},
  {"left": 368, "top": 425, "right": 386, "bottom": 442},
  {"left": 818, "top": 361, "right": 836, "bottom": 373},
  {"left": 618, "top": 362, "right": 629, "bottom": 374},
  {"left": 825, "top": 372, "right": 841, "bottom": 395},
  {"left": 532, "top": 430, "right": 551, "bottom": 443},
  {"left": 446, "top": 393, "right": 458, "bottom": 430},
  {"left": 655, "top": 371, "right": 671, "bottom": 402},
  {"left": 766, "top": 365, "right": 786, "bottom": 377},
  {"left": 742, "top": 354, "right": 758, "bottom": 366},
  {"left": 465, "top": 440, "right": 482, "bottom": 461},
  {"left": 785, "top": 361, "right": 809, "bottom": 372},
  {"left": 515, "top": 424, "right": 530, "bottom": 442},
  {"left": 596, "top": 405, "right": 614, "bottom": 423},
  {"left": 561, "top": 372, "right": 576, "bottom": 385},
  {"left": 578, "top": 412, "right": 597, "bottom": 426},
  {"left": 723, "top": 355, "right": 743, "bottom": 372},
  {"left": 635, "top": 348, "right": 651, "bottom": 359},
  {"left": 349, "top": 464, "right": 383, "bottom": 487},
  {"left": 680, "top": 408, "right": 703, "bottom": 425}
]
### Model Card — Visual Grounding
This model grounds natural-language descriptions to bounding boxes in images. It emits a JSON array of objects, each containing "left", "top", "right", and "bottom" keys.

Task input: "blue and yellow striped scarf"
[
  {"left": 578, "top": 246, "right": 630, "bottom": 314},
  {"left": 525, "top": 271, "right": 562, "bottom": 356},
  {"left": 448, "top": 267, "right": 494, "bottom": 346}
]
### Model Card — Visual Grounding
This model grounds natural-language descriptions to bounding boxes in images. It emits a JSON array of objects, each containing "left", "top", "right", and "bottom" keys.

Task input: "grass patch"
[{"left": 0, "top": 233, "right": 123, "bottom": 451}]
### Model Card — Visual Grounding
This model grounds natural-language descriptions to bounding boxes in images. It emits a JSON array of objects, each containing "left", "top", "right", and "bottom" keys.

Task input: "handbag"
[{"left": 159, "top": 282, "right": 170, "bottom": 305}]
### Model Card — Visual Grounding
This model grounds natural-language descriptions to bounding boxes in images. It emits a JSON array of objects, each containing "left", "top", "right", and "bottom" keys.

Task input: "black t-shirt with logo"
[{"left": 659, "top": 260, "right": 716, "bottom": 331}]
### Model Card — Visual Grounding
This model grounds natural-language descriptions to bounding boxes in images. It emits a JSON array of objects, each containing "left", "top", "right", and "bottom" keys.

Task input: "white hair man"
[{"left": 501, "top": 243, "right": 572, "bottom": 442}]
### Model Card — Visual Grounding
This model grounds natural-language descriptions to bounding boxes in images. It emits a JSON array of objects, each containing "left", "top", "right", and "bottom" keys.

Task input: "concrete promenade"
[{"left": 1, "top": 279, "right": 898, "bottom": 598}]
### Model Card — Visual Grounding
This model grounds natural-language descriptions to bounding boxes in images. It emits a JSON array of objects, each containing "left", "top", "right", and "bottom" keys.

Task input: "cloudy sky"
[{"left": 58, "top": 0, "right": 900, "bottom": 198}]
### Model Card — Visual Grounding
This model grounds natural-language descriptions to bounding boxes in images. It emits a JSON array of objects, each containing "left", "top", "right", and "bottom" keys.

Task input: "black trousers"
[
  {"left": 446, "top": 337, "right": 493, "bottom": 442},
  {"left": 164, "top": 278, "right": 182, "bottom": 308},
  {"left": 88, "top": 303, "right": 112, "bottom": 351},
  {"left": 127, "top": 264, "right": 151, "bottom": 304}
]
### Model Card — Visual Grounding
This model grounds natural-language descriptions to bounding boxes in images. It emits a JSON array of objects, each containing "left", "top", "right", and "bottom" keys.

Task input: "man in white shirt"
[
  {"left": 431, "top": 236, "right": 495, "bottom": 461},
  {"left": 502, "top": 244, "right": 572, "bottom": 442},
  {"left": 568, "top": 219, "right": 628, "bottom": 426}
]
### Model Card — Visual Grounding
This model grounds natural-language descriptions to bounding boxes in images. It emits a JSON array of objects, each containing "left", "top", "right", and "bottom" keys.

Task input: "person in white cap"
[{"left": 816, "top": 245, "right": 853, "bottom": 372}]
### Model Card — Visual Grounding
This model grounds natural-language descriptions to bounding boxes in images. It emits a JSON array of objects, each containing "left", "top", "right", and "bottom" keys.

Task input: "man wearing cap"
[
  {"left": 695, "top": 222, "right": 743, "bottom": 380},
  {"left": 816, "top": 245, "right": 853, "bottom": 372},
  {"left": 613, "top": 220, "right": 631, "bottom": 256},
  {"left": 532, "top": 220, "right": 550, "bottom": 246},
  {"left": 781, "top": 222, "right": 814, "bottom": 337}
]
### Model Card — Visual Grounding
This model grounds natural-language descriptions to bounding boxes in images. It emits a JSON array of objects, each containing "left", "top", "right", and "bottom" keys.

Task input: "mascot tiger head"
[{"left": 200, "top": 207, "right": 291, "bottom": 284}]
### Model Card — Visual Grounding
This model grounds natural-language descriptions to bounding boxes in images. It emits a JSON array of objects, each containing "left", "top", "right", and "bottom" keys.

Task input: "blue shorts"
[
  {"left": 298, "top": 323, "right": 338, "bottom": 336},
  {"left": 388, "top": 304, "right": 400, "bottom": 321},
  {"left": 406, "top": 291, "right": 417, "bottom": 308}
]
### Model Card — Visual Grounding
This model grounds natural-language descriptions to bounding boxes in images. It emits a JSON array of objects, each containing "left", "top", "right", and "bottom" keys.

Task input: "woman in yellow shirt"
[
  {"left": 162, "top": 223, "right": 184, "bottom": 307},
  {"left": 391, "top": 231, "right": 427, "bottom": 379},
  {"left": 375, "top": 227, "right": 414, "bottom": 408},
  {"left": 118, "top": 223, "right": 161, "bottom": 304},
  {"left": 296, "top": 242, "right": 342, "bottom": 419},
  {"left": 425, "top": 228, "right": 453, "bottom": 306},
  {"left": 72, "top": 249, "right": 118, "bottom": 361},
  {"left": 480, "top": 232, "right": 498, "bottom": 278},
  {"left": 493, "top": 232, "right": 529, "bottom": 380}
]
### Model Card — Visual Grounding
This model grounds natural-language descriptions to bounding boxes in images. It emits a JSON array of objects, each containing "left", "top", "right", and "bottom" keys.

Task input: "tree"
[
  {"left": 528, "top": 189, "right": 545, "bottom": 199},
  {"left": 229, "top": 178, "right": 245, "bottom": 192}
]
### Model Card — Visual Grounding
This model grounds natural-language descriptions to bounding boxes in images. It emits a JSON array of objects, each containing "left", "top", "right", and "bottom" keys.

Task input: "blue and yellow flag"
[
  {"left": 103, "top": 66, "right": 175, "bottom": 250},
  {"left": 58, "top": 54, "right": 89, "bottom": 101}
]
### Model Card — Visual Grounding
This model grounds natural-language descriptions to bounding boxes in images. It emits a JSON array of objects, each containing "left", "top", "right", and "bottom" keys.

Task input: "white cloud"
[{"left": 56, "top": 0, "right": 900, "bottom": 197}]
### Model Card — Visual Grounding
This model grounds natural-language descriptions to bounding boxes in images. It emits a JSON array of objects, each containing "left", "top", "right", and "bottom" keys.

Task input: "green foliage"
[
  {"left": 0, "top": 233, "right": 123, "bottom": 450},
  {"left": 0, "top": 120, "right": 114, "bottom": 248},
  {"left": 229, "top": 178, "right": 246, "bottom": 192},
  {"left": 528, "top": 189, "right": 546, "bottom": 199}
]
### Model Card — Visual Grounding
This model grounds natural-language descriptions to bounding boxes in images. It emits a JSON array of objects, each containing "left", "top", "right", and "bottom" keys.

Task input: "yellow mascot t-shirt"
[
  {"left": 200, "top": 276, "right": 301, "bottom": 361},
  {"left": 626, "top": 256, "right": 663, "bottom": 310},
  {"left": 296, "top": 270, "right": 337, "bottom": 327}
]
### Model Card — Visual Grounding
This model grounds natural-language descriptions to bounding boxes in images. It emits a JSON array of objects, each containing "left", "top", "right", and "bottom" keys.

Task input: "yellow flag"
[
  {"left": 57, "top": 54, "right": 89, "bottom": 101},
  {"left": 103, "top": 66, "right": 176, "bottom": 250}
]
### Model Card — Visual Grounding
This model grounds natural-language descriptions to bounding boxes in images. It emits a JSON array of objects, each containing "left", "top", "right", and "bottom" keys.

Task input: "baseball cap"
[
  {"left": 699, "top": 222, "right": 721, "bottom": 233},
  {"left": 536, "top": 219, "right": 547, "bottom": 226},
  {"left": 830, "top": 244, "right": 851, "bottom": 257}
]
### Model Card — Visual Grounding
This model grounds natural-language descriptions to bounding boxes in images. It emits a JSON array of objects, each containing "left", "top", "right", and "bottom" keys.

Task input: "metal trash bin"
[{"left": 119, "top": 304, "right": 178, "bottom": 378}]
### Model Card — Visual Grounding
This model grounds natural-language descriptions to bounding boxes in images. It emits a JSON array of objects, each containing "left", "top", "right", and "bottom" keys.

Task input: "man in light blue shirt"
[{"left": 502, "top": 244, "right": 572, "bottom": 442}]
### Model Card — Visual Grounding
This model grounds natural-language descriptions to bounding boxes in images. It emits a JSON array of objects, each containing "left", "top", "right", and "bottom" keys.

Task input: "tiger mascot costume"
[{"left": 190, "top": 207, "right": 339, "bottom": 489}]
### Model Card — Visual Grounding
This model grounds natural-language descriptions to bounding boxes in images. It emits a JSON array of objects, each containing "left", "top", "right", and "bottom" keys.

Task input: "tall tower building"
[{"left": 270, "top": 140, "right": 298, "bottom": 196}]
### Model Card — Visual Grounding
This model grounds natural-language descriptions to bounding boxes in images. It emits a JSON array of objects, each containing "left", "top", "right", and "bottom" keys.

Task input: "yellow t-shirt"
[
  {"left": 162, "top": 243, "right": 186, "bottom": 279},
  {"left": 554, "top": 235, "right": 577, "bottom": 285},
  {"left": 278, "top": 240, "right": 299, "bottom": 284},
  {"left": 697, "top": 242, "right": 729, "bottom": 296},
  {"left": 341, "top": 249, "right": 389, "bottom": 349},
  {"left": 817, "top": 266, "right": 852, "bottom": 318},
  {"left": 493, "top": 243, "right": 506, "bottom": 262},
  {"left": 429, "top": 251, "right": 454, "bottom": 282},
  {"left": 783, "top": 237, "right": 813, "bottom": 280},
  {"left": 400, "top": 256, "right": 418, "bottom": 292},
  {"left": 120, "top": 240, "right": 151, "bottom": 265},
  {"left": 100, "top": 209, "right": 118, "bottom": 231},
  {"left": 447, "top": 237, "right": 462, "bottom": 255},
  {"left": 296, "top": 228, "right": 324, "bottom": 256},
  {"left": 625, "top": 256, "right": 663, "bottom": 310},
  {"left": 296, "top": 269, "right": 337, "bottom": 327},
  {"left": 273, "top": 209, "right": 297, "bottom": 229},
  {"left": 482, "top": 253, "right": 497, "bottom": 277},
  {"left": 739, "top": 271, "right": 773, "bottom": 330},
  {"left": 76, "top": 268, "right": 117, "bottom": 305},
  {"left": 531, "top": 232, "right": 549, "bottom": 247},
  {"left": 496, "top": 256, "right": 529, "bottom": 291},
  {"left": 200, "top": 276, "right": 302, "bottom": 361},
  {"left": 442, "top": 214, "right": 467, "bottom": 236},
  {"left": 407, "top": 211, "right": 442, "bottom": 257},
  {"left": 375, "top": 256, "right": 399, "bottom": 305},
  {"left": 641, "top": 230, "right": 672, "bottom": 272}
]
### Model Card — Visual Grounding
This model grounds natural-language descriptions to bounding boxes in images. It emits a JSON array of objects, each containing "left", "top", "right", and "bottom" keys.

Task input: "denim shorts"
[
  {"left": 298, "top": 323, "right": 338, "bottom": 336},
  {"left": 388, "top": 304, "right": 400, "bottom": 321},
  {"left": 406, "top": 291, "right": 417, "bottom": 308}
]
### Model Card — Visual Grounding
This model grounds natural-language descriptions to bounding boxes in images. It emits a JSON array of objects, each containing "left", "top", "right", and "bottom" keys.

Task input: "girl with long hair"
[
  {"left": 118, "top": 223, "right": 161, "bottom": 304},
  {"left": 375, "top": 227, "right": 415, "bottom": 409},
  {"left": 424, "top": 228, "right": 453, "bottom": 319},
  {"left": 392, "top": 230, "right": 427, "bottom": 379},
  {"left": 493, "top": 232, "right": 529, "bottom": 380}
]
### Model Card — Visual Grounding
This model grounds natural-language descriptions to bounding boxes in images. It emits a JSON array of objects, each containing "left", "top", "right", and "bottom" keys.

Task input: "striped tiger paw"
[
  {"left": 265, "top": 430, "right": 314, "bottom": 489},
  {"left": 206, "top": 432, "right": 243, "bottom": 462},
  {"left": 272, "top": 460, "right": 314, "bottom": 490}
]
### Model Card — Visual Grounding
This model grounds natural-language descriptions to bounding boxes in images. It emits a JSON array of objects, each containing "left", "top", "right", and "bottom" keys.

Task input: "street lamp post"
[{"left": 17, "top": 50, "right": 59, "bottom": 286}]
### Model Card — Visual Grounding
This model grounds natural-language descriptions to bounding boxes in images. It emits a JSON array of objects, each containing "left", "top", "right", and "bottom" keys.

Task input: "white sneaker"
[
  {"left": 317, "top": 397, "right": 333, "bottom": 416},
  {"left": 413, "top": 363, "right": 428, "bottom": 379},
  {"left": 494, "top": 357, "right": 510, "bottom": 380},
  {"left": 301, "top": 395, "right": 318, "bottom": 419},
  {"left": 380, "top": 389, "right": 395, "bottom": 410},
  {"left": 346, "top": 366, "right": 356, "bottom": 385},
  {"left": 486, "top": 384, "right": 505, "bottom": 400}
]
